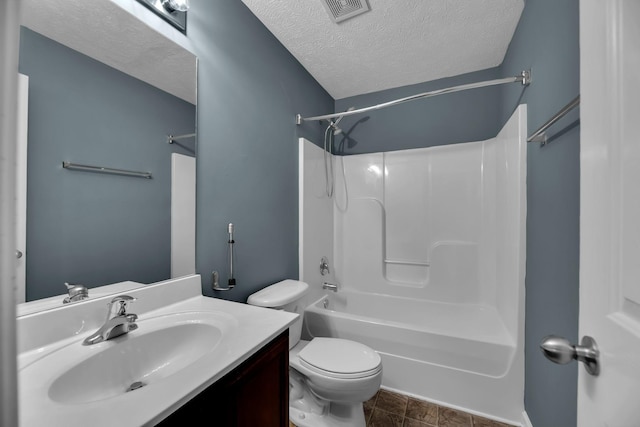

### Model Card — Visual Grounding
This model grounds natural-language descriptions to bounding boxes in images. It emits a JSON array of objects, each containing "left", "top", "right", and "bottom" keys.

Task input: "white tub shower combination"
[{"left": 298, "top": 106, "right": 527, "bottom": 424}]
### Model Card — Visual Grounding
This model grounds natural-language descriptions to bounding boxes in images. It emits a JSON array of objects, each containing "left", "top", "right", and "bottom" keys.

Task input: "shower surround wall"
[{"left": 299, "top": 106, "right": 526, "bottom": 424}]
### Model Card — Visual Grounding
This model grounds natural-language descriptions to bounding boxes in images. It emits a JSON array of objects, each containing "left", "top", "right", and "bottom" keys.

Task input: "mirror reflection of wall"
[{"left": 19, "top": 27, "right": 196, "bottom": 301}]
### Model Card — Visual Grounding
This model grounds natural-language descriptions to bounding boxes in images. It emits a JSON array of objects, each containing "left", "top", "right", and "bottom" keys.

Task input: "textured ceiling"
[
  {"left": 21, "top": 0, "right": 197, "bottom": 104},
  {"left": 241, "top": 0, "right": 524, "bottom": 99}
]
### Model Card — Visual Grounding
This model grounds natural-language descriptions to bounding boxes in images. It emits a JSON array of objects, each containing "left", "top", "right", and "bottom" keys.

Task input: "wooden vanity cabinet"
[{"left": 157, "top": 330, "right": 289, "bottom": 427}]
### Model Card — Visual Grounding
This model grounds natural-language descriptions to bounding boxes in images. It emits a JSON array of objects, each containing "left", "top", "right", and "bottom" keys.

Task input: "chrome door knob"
[
  {"left": 540, "top": 335, "right": 600, "bottom": 376},
  {"left": 16, "top": 250, "right": 23, "bottom": 259}
]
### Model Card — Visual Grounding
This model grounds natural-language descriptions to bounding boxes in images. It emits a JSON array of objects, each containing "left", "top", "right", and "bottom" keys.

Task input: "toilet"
[{"left": 247, "top": 280, "right": 382, "bottom": 427}]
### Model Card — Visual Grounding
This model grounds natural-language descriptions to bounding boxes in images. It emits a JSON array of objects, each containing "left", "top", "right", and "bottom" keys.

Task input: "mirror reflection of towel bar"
[
  {"left": 167, "top": 133, "right": 196, "bottom": 144},
  {"left": 62, "top": 161, "right": 152, "bottom": 179},
  {"left": 384, "top": 259, "right": 430, "bottom": 267}
]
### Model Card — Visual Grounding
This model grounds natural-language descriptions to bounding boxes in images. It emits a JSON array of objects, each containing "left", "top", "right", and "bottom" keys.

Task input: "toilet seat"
[{"left": 297, "top": 338, "right": 382, "bottom": 379}]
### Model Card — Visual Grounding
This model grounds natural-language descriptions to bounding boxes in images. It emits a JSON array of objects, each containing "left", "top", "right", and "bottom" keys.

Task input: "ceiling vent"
[{"left": 321, "top": 0, "right": 371, "bottom": 23}]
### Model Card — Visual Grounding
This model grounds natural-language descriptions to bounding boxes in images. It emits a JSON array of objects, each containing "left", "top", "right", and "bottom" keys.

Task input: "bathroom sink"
[
  {"left": 18, "top": 275, "right": 298, "bottom": 427},
  {"left": 22, "top": 311, "right": 226, "bottom": 405}
]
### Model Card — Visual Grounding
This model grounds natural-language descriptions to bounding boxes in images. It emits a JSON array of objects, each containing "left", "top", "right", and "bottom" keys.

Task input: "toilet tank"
[{"left": 247, "top": 280, "right": 309, "bottom": 349}]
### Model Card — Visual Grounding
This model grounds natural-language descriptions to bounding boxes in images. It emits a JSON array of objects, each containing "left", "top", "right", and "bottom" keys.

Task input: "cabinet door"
[
  {"left": 157, "top": 330, "right": 289, "bottom": 426},
  {"left": 234, "top": 333, "right": 289, "bottom": 426}
]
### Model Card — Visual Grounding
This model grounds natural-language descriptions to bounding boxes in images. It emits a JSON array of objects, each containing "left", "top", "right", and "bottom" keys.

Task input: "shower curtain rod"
[{"left": 296, "top": 70, "right": 531, "bottom": 125}]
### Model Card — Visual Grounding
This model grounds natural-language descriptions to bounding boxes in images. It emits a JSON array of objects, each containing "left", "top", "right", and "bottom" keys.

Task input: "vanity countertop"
[{"left": 17, "top": 275, "right": 297, "bottom": 427}]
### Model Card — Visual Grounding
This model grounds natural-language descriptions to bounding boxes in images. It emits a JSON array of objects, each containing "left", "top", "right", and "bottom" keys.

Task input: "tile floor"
[{"left": 290, "top": 389, "right": 516, "bottom": 427}]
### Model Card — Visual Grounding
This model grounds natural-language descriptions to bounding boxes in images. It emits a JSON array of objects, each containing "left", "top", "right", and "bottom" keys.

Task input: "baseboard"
[{"left": 521, "top": 411, "right": 533, "bottom": 427}]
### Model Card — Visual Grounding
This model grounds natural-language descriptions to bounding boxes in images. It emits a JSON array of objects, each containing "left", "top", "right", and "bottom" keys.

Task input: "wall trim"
[
  {"left": 521, "top": 411, "right": 533, "bottom": 427},
  {"left": 0, "top": 0, "right": 20, "bottom": 424}
]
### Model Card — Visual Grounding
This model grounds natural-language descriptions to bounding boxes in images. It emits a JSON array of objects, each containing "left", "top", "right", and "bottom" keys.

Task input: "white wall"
[
  {"left": 171, "top": 153, "right": 196, "bottom": 278},
  {"left": 493, "top": 105, "right": 527, "bottom": 341},
  {"left": 298, "top": 138, "right": 335, "bottom": 310},
  {"left": 333, "top": 138, "right": 496, "bottom": 305}
]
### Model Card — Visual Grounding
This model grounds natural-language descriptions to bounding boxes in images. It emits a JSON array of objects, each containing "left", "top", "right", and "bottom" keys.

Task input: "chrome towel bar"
[
  {"left": 528, "top": 95, "right": 580, "bottom": 146},
  {"left": 62, "top": 161, "right": 152, "bottom": 179}
]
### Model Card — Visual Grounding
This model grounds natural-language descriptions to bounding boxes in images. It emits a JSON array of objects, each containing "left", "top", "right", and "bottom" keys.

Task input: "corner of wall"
[{"left": 521, "top": 411, "right": 534, "bottom": 427}]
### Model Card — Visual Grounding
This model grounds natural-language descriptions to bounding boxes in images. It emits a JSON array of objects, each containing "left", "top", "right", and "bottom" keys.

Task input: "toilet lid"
[
  {"left": 246, "top": 279, "right": 308, "bottom": 308},
  {"left": 298, "top": 338, "right": 381, "bottom": 378}
]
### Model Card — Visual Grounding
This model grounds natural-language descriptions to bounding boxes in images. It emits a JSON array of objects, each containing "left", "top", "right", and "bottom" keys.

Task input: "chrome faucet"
[
  {"left": 83, "top": 295, "right": 138, "bottom": 346},
  {"left": 322, "top": 282, "right": 338, "bottom": 292},
  {"left": 63, "top": 282, "right": 89, "bottom": 303}
]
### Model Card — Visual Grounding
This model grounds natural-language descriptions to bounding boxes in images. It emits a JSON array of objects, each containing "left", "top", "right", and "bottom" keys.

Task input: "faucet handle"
[
  {"left": 320, "top": 256, "right": 330, "bottom": 276},
  {"left": 63, "top": 282, "right": 89, "bottom": 304},
  {"left": 108, "top": 295, "right": 137, "bottom": 316}
]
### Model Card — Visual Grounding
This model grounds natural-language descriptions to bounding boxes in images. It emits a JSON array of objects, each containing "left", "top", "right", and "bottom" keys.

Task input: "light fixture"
[
  {"left": 161, "top": 0, "right": 189, "bottom": 12},
  {"left": 136, "top": 0, "right": 189, "bottom": 33}
]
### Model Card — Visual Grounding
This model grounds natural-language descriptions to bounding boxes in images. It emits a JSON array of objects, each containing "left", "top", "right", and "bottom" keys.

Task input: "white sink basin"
[
  {"left": 21, "top": 311, "right": 231, "bottom": 409},
  {"left": 47, "top": 314, "right": 223, "bottom": 404},
  {"left": 17, "top": 274, "right": 298, "bottom": 427}
]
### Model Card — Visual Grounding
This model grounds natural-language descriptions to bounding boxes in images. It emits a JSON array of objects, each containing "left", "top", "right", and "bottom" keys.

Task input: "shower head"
[
  {"left": 329, "top": 106, "right": 355, "bottom": 135},
  {"left": 333, "top": 106, "right": 356, "bottom": 126}
]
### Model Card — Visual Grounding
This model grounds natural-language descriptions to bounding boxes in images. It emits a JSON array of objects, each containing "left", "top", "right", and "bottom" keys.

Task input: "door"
[{"left": 579, "top": 1, "right": 640, "bottom": 426}]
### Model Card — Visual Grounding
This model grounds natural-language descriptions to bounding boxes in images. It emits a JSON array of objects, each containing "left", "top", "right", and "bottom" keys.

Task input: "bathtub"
[
  {"left": 303, "top": 289, "right": 523, "bottom": 424},
  {"left": 298, "top": 106, "right": 526, "bottom": 424}
]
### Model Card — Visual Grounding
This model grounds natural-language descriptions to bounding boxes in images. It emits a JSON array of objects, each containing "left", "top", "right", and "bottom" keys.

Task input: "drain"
[{"left": 126, "top": 381, "right": 146, "bottom": 392}]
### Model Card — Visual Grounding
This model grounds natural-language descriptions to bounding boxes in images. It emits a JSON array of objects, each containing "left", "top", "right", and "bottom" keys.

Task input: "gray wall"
[
  {"left": 187, "top": 1, "right": 333, "bottom": 302},
  {"left": 335, "top": 1, "right": 580, "bottom": 425},
  {"left": 500, "top": 1, "right": 580, "bottom": 426},
  {"left": 334, "top": 67, "right": 502, "bottom": 154},
  {"left": 19, "top": 27, "right": 196, "bottom": 300}
]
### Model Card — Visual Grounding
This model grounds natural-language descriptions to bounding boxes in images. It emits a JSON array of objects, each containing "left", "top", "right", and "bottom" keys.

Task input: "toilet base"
[
  {"left": 290, "top": 402, "right": 366, "bottom": 427},
  {"left": 289, "top": 368, "right": 367, "bottom": 427}
]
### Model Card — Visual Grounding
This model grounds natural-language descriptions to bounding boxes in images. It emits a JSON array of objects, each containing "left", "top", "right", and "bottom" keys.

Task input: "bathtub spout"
[{"left": 322, "top": 282, "right": 338, "bottom": 292}]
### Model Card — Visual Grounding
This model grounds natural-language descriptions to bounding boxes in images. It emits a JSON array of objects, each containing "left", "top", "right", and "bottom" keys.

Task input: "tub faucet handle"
[{"left": 320, "top": 256, "right": 330, "bottom": 276}]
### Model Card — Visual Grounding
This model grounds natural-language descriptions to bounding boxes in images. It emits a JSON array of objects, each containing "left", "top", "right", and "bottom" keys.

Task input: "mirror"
[{"left": 17, "top": 0, "right": 197, "bottom": 310}]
